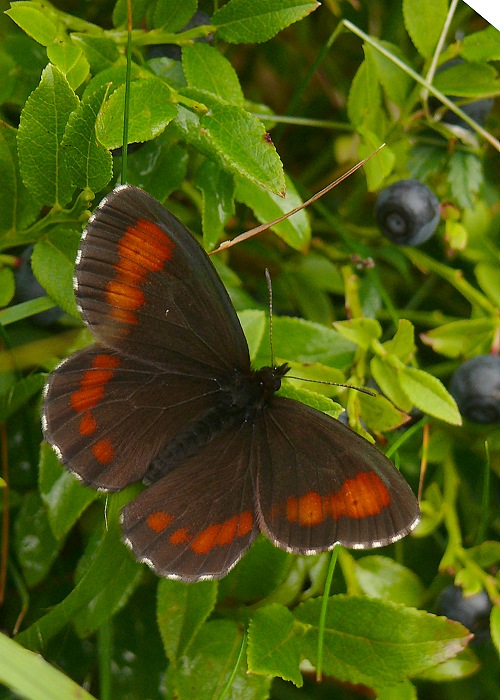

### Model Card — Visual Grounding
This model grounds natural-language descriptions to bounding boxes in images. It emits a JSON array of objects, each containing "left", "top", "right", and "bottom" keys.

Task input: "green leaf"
[
  {"left": 157, "top": 579, "right": 218, "bottom": 663},
  {"left": 168, "top": 619, "right": 271, "bottom": 699},
  {"left": 213, "top": 0, "right": 319, "bottom": 44},
  {"left": 5, "top": 1, "right": 58, "bottom": 47},
  {"left": 354, "top": 556, "right": 426, "bottom": 607},
  {"left": 195, "top": 159, "right": 235, "bottom": 250},
  {"left": 15, "top": 492, "right": 140, "bottom": 651},
  {"left": 357, "top": 390, "right": 410, "bottom": 433},
  {"left": 358, "top": 129, "right": 395, "bottom": 191},
  {"left": 448, "top": 151, "right": 482, "bottom": 210},
  {"left": 369, "top": 42, "right": 414, "bottom": 110},
  {"left": 0, "top": 632, "right": 97, "bottom": 700},
  {"left": 415, "top": 648, "right": 479, "bottom": 682},
  {"left": 46, "top": 41, "right": 82, "bottom": 75},
  {"left": 17, "top": 64, "right": 79, "bottom": 207},
  {"left": 96, "top": 78, "right": 177, "bottom": 149},
  {"left": 475, "top": 263, "right": 500, "bottom": 306},
  {"left": 383, "top": 319, "right": 416, "bottom": 363},
  {"left": 235, "top": 173, "right": 310, "bottom": 251},
  {"left": 218, "top": 536, "right": 290, "bottom": 603},
  {"left": 347, "top": 53, "right": 382, "bottom": 132},
  {"left": 280, "top": 383, "right": 343, "bottom": 419},
  {"left": 71, "top": 34, "right": 120, "bottom": 74},
  {"left": 433, "top": 61, "right": 500, "bottom": 98},
  {"left": 183, "top": 43, "right": 244, "bottom": 106},
  {"left": 39, "top": 442, "right": 98, "bottom": 539},
  {"left": 294, "top": 595, "right": 470, "bottom": 692},
  {"left": 62, "top": 84, "right": 113, "bottom": 192},
  {"left": 0, "top": 373, "right": 46, "bottom": 421},
  {"left": 248, "top": 604, "right": 303, "bottom": 686},
  {"left": 0, "top": 122, "right": 38, "bottom": 235},
  {"left": 462, "top": 26, "right": 500, "bottom": 63},
  {"left": 14, "top": 491, "right": 62, "bottom": 587},
  {"left": 31, "top": 230, "right": 81, "bottom": 318},
  {"left": 332, "top": 318, "right": 382, "bottom": 350},
  {"left": 370, "top": 357, "right": 414, "bottom": 413},
  {"left": 125, "top": 133, "right": 189, "bottom": 201},
  {"left": 188, "top": 90, "right": 285, "bottom": 195},
  {"left": 420, "top": 318, "right": 497, "bottom": 358},
  {"left": 153, "top": 0, "right": 198, "bottom": 32},
  {"left": 112, "top": 0, "right": 152, "bottom": 28},
  {"left": 64, "top": 51, "right": 90, "bottom": 91},
  {"left": 259, "top": 316, "right": 355, "bottom": 367},
  {"left": 403, "top": 0, "right": 448, "bottom": 59},
  {"left": 72, "top": 525, "right": 143, "bottom": 638},
  {"left": 0, "top": 268, "right": 15, "bottom": 305},
  {"left": 399, "top": 366, "right": 461, "bottom": 425}
]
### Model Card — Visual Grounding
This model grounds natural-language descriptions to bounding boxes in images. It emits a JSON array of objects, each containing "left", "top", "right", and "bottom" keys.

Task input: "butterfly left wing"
[
  {"left": 255, "top": 398, "right": 420, "bottom": 552},
  {"left": 120, "top": 421, "right": 259, "bottom": 581}
]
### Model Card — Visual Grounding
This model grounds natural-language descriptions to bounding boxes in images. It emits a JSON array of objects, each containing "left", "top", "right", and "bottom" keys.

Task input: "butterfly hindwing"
[
  {"left": 255, "top": 398, "right": 420, "bottom": 552},
  {"left": 120, "top": 422, "right": 259, "bottom": 581}
]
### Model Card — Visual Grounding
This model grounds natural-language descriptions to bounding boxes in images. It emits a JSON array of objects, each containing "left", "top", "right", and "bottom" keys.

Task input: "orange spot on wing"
[
  {"left": 191, "top": 524, "right": 220, "bottom": 554},
  {"left": 79, "top": 411, "right": 97, "bottom": 436},
  {"left": 170, "top": 528, "right": 190, "bottom": 545},
  {"left": 106, "top": 280, "right": 145, "bottom": 310},
  {"left": 93, "top": 354, "right": 120, "bottom": 369},
  {"left": 285, "top": 473, "right": 391, "bottom": 526},
  {"left": 190, "top": 511, "right": 254, "bottom": 555},
  {"left": 147, "top": 511, "right": 174, "bottom": 533},
  {"left": 92, "top": 438, "right": 114, "bottom": 465},
  {"left": 286, "top": 492, "right": 324, "bottom": 526},
  {"left": 328, "top": 472, "right": 390, "bottom": 518},
  {"left": 236, "top": 511, "right": 254, "bottom": 537},
  {"left": 70, "top": 354, "right": 120, "bottom": 413},
  {"left": 107, "top": 220, "right": 176, "bottom": 329}
]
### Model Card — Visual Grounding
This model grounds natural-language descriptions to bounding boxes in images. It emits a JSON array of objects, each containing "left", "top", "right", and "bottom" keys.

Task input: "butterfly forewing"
[
  {"left": 76, "top": 185, "right": 250, "bottom": 374},
  {"left": 43, "top": 345, "right": 227, "bottom": 490},
  {"left": 256, "top": 398, "right": 420, "bottom": 552}
]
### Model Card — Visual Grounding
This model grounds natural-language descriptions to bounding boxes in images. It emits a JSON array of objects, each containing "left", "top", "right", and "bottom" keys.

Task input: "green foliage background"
[{"left": 0, "top": 0, "right": 499, "bottom": 698}]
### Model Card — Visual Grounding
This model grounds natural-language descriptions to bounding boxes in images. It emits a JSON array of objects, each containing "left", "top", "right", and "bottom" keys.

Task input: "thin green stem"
[
  {"left": 402, "top": 248, "right": 496, "bottom": 315},
  {"left": 342, "top": 19, "right": 500, "bottom": 152},
  {"left": 422, "top": 0, "right": 460, "bottom": 107},
  {"left": 316, "top": 546, "right": 339, "bottom": 681}
]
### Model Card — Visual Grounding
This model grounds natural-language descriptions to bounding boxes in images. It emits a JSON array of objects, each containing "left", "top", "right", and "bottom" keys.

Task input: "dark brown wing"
[
  {"left": 42, "top": 345, "right": 225, "bottom": 490},
  {"left": 75, "top": 185, "right": 250, "bottom": 375},
  {"left": 255, "top": 398, "right": 420, "bottom": 552},
  {"left": 120, "top": 422, "right": 259, "bottom": 581}
]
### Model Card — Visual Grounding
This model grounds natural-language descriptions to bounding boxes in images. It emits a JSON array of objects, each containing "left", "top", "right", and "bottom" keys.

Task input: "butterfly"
[{"left": 42, "top": 185, "right": 420, "bottom": 582}]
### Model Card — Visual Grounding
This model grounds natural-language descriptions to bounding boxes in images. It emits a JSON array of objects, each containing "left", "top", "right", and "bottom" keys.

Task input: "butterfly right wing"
[{"left": 42, "top": 345, "right": 225, "bottom": 490}]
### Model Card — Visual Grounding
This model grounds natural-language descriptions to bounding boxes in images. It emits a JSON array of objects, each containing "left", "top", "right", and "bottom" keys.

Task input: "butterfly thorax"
[{"left": 143, "top": 363, "right": 290, "bottom": 484}]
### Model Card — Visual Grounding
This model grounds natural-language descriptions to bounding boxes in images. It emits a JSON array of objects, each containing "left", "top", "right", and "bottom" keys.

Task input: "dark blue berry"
[
  {"left": 437, "top": 585, "right": 492, "bottom": 644},
  {"left": 14, "top": 245, "right": 63, "bottom": 327},
  {"left": 449, "top": 355, "right": 500, "bottom": 424},
  {"left": 375, "top": 180, "right": 440, "bottom": 246}
]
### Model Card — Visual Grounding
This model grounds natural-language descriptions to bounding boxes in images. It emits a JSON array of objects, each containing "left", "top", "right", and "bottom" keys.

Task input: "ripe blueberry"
[
  {"left": 437, "top": 585, "right": 492, "bottom": 644},
  {"left": 449, "top": 355, "right": 500, "bottom": 424},
  {"left": 375, "top": 180, "right": 440, "bottom": 246}
]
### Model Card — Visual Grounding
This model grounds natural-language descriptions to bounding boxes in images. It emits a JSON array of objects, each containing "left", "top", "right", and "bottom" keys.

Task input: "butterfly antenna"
[
  {"left": 121, "top": 0, "right": 133, "bottom": 185},
  {"left": 265, "top": 269, "right": 275, "bottom": 367}
]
